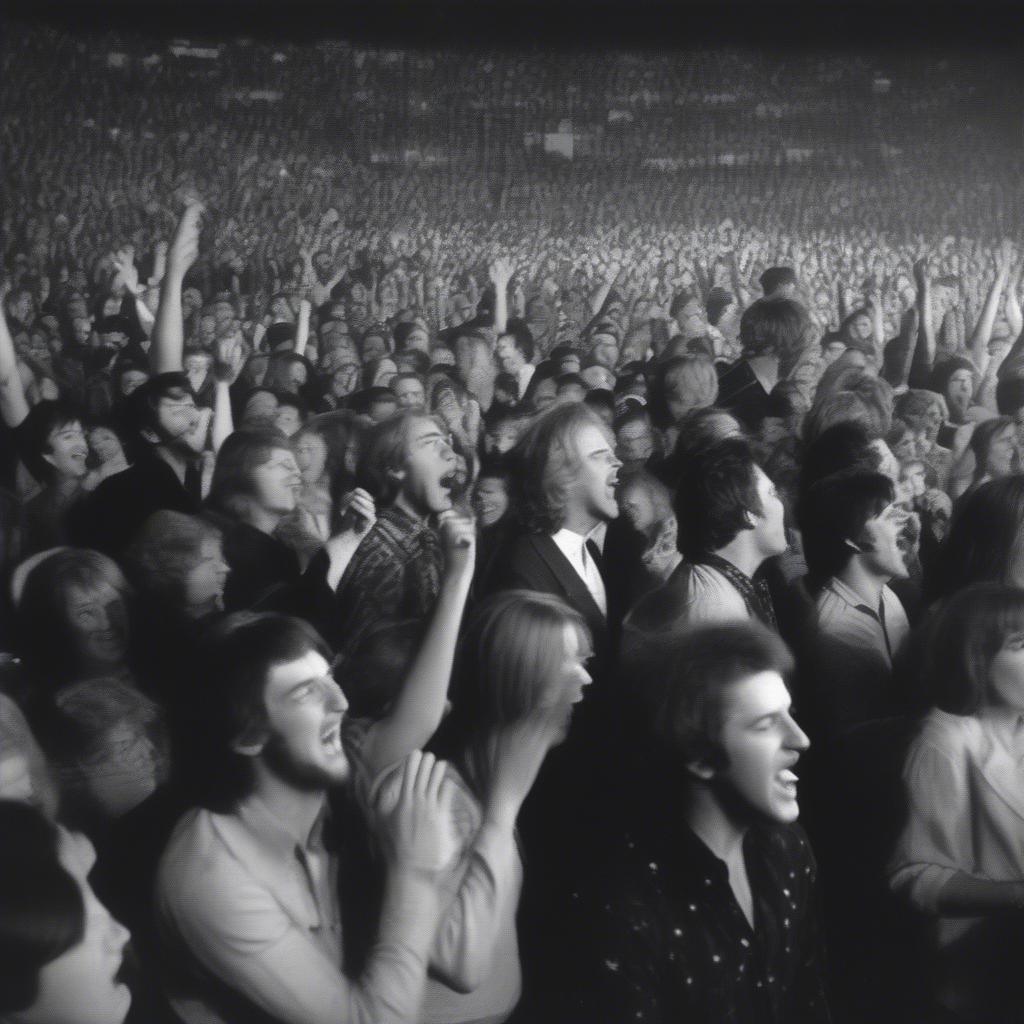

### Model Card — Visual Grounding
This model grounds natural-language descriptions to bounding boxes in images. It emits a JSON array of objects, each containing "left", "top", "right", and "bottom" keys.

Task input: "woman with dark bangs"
[
  {"left": 926, "top": 475, "right": 1024, "bottom": 605},
  {"left": 890, "top": 584, "right": 1024, "bottom": 1023},
  {"left": 0, "top": 800, "right": 132, "bottom": 1024}
]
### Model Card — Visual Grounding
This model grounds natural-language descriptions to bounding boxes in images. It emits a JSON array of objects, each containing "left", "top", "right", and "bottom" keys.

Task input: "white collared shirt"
[
  {"left": 517, "top": 362, "right": 536, "bottom": 399},
  {"left": 551, "top": 526, "right": 607, "bottom": 616}
]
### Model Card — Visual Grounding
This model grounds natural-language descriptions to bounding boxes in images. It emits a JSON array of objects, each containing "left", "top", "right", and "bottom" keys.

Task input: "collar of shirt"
[
  {"left": 551, "top": 527, "right": 593, "bottom": 572},
  {"left": 824, "top": 576, "right": 887, "bottom": 620},
  {"left": 234, "top": 792, "right": 329, "bottom": 862}
]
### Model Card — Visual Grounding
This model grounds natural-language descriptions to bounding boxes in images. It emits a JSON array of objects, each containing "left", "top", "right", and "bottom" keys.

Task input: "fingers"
[
  {"left": 399, "top": 749, "right": 422, "bottom": 806},
  {"left": 425, "top": 754, "right": 448, "bottom": 804},
  {"left": 414, "top": 751, "right": 436, "bottom": 798}
]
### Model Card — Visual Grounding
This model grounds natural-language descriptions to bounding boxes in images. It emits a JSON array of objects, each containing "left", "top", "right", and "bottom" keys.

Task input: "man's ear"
[
  {"left": 41, "top": 452, "right": 57, "bottom": 469},
  {"left": 140, "top": 427, "right": 160, "bottom": 445},
  {"left": 684, "top": 757, "right": 716, "bottom": 782},
  {"left": 387, "top": 466, "right": 406, "bottom": 485}
]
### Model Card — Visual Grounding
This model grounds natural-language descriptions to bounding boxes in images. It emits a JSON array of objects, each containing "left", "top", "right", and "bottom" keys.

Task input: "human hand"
[
  {"left": 111, "top": 247, "right": 141, "bottom": 295},
  {"left": 482, "top": 716, "right": 562, "bottom": 829},
  {"left": 375, "top": 751, "right": 458, "bottom": 877},
  {"left": 437, "top": 509, "right": 476, "bottom": 576},
  {"left": 338, "top": 487, "right": 377, "bottom": 537},
  {"left": 213, "top": 333, "right": 246, "bottom": 385},
  {"left": 167, "top": 202, "right": 204, "bottom": 279},
  {"left": 489, "top": 256, "right": 514, "bottom": 289}
]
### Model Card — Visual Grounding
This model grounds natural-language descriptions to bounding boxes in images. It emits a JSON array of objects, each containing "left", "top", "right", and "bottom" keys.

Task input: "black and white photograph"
[{"left": 2, "top": 1, "right": 1024, "bottom": 1021}]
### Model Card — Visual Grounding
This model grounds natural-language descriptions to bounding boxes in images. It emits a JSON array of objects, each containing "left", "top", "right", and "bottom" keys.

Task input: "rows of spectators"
[{"left": 6, "top": 22, "right": 1024, "bottom": 1024}]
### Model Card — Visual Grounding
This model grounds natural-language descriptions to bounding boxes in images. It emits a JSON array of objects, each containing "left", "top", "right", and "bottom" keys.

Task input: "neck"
[
  {"left": 154, "top": 444, "right": 193, "bottom": 484},
  {"left": 251, "top": 766, "right": 326, "bottom": 848},
  {"left": 54, "top": 473, "right": 82, "bottom": 499},
  {"left": 836, "top": 558, "right": 887, "bottom": 609},
  {"left": 686, "top": 784, "right": 749, "bottom": 864},
  {"left": 246, "top": 505, "right": 284, "bottom": 536},
  {"left": 561, "top": 506, "right": 601, "bottom": 537},
  {"left": 394, "top": 491, "right": 426, "bottom": 523},
  {"left": 712, "top": 536, "right": 763, "bottom": 580}
]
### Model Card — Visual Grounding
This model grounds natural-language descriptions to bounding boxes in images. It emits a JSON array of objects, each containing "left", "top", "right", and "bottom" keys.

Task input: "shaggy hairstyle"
[
  {"left": 124, "top": 510, "right": 224, "bottom": 610},
  {"left": 207, "top": 427, "right": 294, "bottom": 523},
  {"left": 15, "top": 399, "right": 84, "bottom": 484},
  {"left": 929, "top": 475, "right": 1024, "bottom": 602},
  {"left": 510, "top": 402, "right": 613, "bottom": 535},
  {"left": 185, "top": 612, "right": 333, "bottom": 810},
  {"left": 739, "top": 297, "right": 808, "bottom": 360},
  {"left": 355, "top": 409, "right": 447, "bottom": 507},
  {"left": 645, "top": 621, "right": 795, "bottom": 771},
  {"left": 924, "top": 584, "right": 1024, "bottom": 716},
  {"left": 894, "top": 389, "right": 949, "bottom": 437},
  {"left": 673, "top": 437, "right": 764, "bottom": 559},
  {"left": 798, "top": 470, "right": 895, "bottom": 588},
  {"left": 17, "top": 548, "right": 132, "bottom": 690},
  {"left": 652, "top": 353, "right": 719, "bottom": 428},
  {"left": 800, "top": 421, "right": 883, "bottom": 498},
  {"left": 805, "top": 370, "right": 894, "bottom": 443},
  {"left": 968, "top": 416, "right": 1015, "bottom": 484},
  {"left": 0, "top": 801, "right": 85, "bottom": 1013}
]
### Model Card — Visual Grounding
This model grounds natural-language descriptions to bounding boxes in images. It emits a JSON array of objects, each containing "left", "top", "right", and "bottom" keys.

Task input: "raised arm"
[
  {"left": 489, "top": 257, "right": 513, "bottom": 337},
  {"left": 294, "top": 298, "right": 312, "bottom": 359},
  {"left": 968, "top": 241, "right": 1012, "bottom": 372},
  {"left": 361, "top": 512, "right": 476, "bottom": 778},
  {"left": 0, "top": 282, "right": 30, "bottom": 428},
  {"left": 588, "top": 261, "right": 622, "bottom": 318},
  {"left": 907, "top": 256, "right": 937, "bottom": 389},
  {"left": 211, "top": 334, "right": 246, "bottom": 453},
  {"left": 151, "top": 203, "right": 203, "bottom": 374}
]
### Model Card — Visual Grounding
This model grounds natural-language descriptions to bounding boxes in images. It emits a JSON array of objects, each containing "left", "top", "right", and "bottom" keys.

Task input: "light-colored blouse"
[
  {"left": 889, "top": 707, "right": 1024, "bottom": 948},
  {"left": 367, "top": 762, "right": 523, "bottom": 1024}
]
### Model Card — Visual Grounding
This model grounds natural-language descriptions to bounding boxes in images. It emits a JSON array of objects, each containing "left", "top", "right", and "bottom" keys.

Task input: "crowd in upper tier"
[{"left": 5, "top": 23, "right": 1024, "bottom": 1024}]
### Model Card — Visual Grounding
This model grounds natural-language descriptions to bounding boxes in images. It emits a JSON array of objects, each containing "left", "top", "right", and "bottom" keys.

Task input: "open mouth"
[
  {"left": 321, "top": 719, "right": 343, "bottom": 756},
  {"left": 776, "top": 768, "right": 798, "bottom": 796},
  {"left": 439, "top": 472, "right": 458, "bottom": 499}
]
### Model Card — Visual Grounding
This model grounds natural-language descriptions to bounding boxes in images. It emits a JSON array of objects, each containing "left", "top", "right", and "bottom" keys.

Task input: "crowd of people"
[{"left": 5, "top": 21, "right": 1024, "bottom": 1024}]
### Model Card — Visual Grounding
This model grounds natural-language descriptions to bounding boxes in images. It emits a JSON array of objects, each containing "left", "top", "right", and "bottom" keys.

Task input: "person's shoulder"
[{"left": 157, "top": 807, "right": 227, "bottom": 896}]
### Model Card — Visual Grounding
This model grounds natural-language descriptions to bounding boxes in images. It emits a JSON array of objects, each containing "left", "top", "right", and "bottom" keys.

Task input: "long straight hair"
[{"left": 441, "top": 590, "right": 590, "bottom": 802}]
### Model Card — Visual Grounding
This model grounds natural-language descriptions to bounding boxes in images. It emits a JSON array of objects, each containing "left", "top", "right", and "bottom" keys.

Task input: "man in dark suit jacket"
[{"left": 484, "top": 402, "right": 642, "bottom": 1023}]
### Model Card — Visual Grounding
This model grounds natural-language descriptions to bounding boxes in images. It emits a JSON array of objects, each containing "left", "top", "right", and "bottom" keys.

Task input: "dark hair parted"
[
  {"left": 672, "top": 436, "right": 763, "bottom": 559},
  {"left": 929, "top": 475, "right": 1024, "bottom": 602},
  {"left": 924, "top": 584, "right": 1024, "bottom": 716},
  {"left": 355, "top": 409, "right": 446, "bottom": 506},
  {"left": 0, "top": 801, "right": 84, "bottom": 1013},
  {"left": 644, "top": 622, "right": 795, "bottom": 771},
  {"left": 797, "top": 469, "right": 895, "bottom": 588},
  {"left": 207, "top": 427, "right": 293, "bottom": 522},
  {"left": 16, "top": 399, "right": 84, "bottom": 483},
  {"left": 509, "top": 402, "right": 613, "bottom": 535}
]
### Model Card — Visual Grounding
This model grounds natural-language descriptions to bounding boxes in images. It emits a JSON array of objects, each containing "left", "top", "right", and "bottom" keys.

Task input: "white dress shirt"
[{"left": 551, "top": 527, "right": 607, "bottom": 616}]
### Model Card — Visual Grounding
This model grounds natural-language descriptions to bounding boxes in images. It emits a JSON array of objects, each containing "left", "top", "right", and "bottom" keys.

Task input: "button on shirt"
[{"left": 552, "top": 527, "right": 607, "bottom": 616}]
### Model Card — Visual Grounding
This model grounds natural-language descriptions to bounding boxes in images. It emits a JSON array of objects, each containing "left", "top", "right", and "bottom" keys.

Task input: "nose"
[
  {"left": 786, "top": 713, "right": 811, "bottom": 752},
  {"left": 322, "top": 677, "right": 349, "bottom": 714},
  {"left": 103, "top": 904, "right": 132, "bottom": 955}
]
